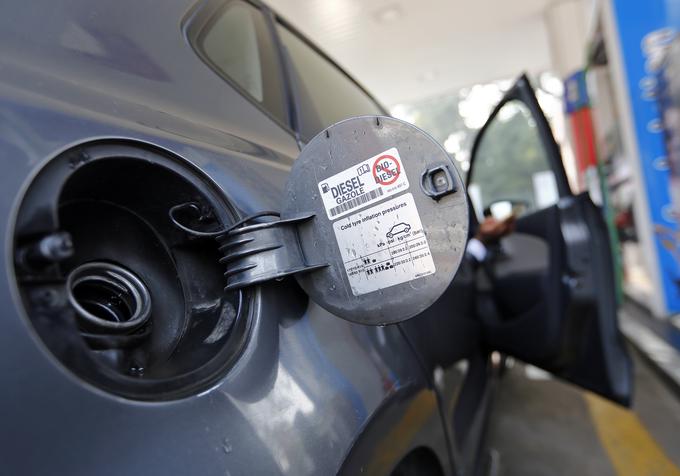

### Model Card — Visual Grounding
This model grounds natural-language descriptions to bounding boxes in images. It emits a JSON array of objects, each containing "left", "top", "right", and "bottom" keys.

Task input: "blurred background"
[
  {"left": 269, "top": 0, "right": 680, "bottom": 321},
  {"left": 268, "top": 1, "right": 680, "bottom": 474}
]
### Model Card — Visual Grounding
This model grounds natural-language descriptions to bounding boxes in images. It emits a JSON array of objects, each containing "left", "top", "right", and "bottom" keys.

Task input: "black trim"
[
  {"left": 183, "top": 0, "right": 297, "bottom": 137},
  {"left": 273, "top": 14, "right": 388, "bottom": 115},
  {"left": 184, "top": 0, "right": 388, "bottom": 145},
  {"left": 271, "top": 13, "right": 388, "bottom": 142},
  {"left": 261, "top": 4, "right": 304, "bottom": 148}
]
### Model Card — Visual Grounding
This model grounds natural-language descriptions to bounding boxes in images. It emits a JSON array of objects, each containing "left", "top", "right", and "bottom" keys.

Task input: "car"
[
  {"left": 386, "top": 222, "right": 412, "bottom": 239},
  {"left": 0, "top": 0, "right": 632, "bottom": 475}
]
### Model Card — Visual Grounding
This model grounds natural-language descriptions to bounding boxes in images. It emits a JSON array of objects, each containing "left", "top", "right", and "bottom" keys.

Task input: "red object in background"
[
  {"left": 564, "top": 70, "right": 598, "bottom": 190},
  {"left": 570, "top": 107, "right": 598, "bottom": 179}
]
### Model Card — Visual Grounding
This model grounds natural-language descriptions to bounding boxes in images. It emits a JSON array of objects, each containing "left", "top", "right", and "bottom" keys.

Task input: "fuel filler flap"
[{"left": 281, "top": 115, "right": 468, "bottom": 325}]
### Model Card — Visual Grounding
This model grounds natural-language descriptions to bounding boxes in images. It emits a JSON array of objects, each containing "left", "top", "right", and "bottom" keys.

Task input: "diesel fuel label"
[
  {"left": 332, "top": 193, "right": 436, "bottom": 296},
  {"left": 318, "top": 147, "right": 409, "bottom": 220}
]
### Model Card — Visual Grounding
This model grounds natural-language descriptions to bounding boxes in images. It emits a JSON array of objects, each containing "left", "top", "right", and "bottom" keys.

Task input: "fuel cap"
[{"left": 282, "top": 116, "right": 468, "bottom": 325}]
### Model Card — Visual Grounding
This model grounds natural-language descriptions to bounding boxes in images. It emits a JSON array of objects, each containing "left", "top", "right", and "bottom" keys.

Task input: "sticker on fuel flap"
[
  {"left": 318, "top": 147, "right": 409, "bottom": 220},
  {"left": 332, "top": 193, "right": 436, "bottom": 296}
]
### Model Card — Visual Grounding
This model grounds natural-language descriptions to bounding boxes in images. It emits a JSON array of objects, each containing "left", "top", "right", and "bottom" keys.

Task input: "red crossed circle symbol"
[{"left": 372, "top": 155, "right": 401, "bottom": 185}]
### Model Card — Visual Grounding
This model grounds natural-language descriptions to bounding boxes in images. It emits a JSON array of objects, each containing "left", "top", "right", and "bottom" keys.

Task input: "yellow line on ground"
[
  {"left": 584, "top": 392, "right": 680, "bottom": 476},
  {"left": 366, "top": 390, "right": 438, "bottom": 475}
]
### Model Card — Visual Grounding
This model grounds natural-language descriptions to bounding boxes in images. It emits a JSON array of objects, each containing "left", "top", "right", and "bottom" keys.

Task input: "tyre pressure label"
[
  {"left": 332, "top": 193, "right": 435, "bottom": 296},
  {"left": 318, "top": 147, "right": 409, "bottom": 220}
]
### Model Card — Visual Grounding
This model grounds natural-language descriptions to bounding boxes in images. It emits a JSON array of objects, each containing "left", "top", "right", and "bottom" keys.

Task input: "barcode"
[{"left": 330, "top": 188, "right": 384, "bottom": 217}]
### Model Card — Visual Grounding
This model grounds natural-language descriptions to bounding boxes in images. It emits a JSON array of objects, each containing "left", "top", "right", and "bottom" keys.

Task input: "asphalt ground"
[{"left": 487, "top": 351, "right": 680, "bottom": 476}]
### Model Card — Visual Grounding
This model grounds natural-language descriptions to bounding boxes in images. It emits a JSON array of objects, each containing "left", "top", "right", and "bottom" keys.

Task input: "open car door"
[{"left": 467, "top": 74, "right": 633, "bottom": 405}]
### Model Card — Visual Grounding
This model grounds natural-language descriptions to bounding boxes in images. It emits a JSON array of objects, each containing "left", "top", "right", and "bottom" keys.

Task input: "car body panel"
[
  {"left": 0, "top": 73, "right": 447, "bottom": 475},
  {"left": 0, "top": 2, "right": 632, "bottom": 475},
  {"left": 0, "top": 1, "right": 459, "bottom": 474}
]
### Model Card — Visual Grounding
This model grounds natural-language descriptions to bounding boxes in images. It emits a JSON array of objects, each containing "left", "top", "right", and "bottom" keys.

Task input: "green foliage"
[{"left": 471, "top": 101, "right": 549, "bottom": 210}]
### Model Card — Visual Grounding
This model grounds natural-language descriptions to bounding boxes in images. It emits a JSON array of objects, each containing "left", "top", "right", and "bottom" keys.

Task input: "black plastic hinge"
[{"left": 217, "top": 213, "right": 327, "bottom": 291}]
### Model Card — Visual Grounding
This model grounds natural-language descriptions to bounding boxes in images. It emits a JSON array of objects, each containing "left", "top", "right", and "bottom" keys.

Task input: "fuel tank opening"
[
  {"left": 67, "top": 261, "right": 152, "bottom": 333},
  {"left": 12, "top": 141, "right": 252, "bottom": 400}
]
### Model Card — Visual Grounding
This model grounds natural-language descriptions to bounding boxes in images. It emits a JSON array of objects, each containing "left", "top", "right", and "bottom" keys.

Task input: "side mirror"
[{"left": 486, "top": 199, "right": 528, "bottom": 220}]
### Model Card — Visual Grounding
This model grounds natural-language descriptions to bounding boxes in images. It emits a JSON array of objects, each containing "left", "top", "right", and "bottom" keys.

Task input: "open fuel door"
[{"left": 467, "top": 74, "right": 632, "bottom": 405}]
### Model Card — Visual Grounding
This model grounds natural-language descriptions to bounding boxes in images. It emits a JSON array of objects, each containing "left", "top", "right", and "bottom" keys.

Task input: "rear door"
[{"left": 467, "top": 74, "right": 632, "bottom": 405}]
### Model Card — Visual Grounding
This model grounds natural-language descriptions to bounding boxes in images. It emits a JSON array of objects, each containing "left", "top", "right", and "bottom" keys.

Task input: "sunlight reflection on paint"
[{"left": 228, "top": 362, "right": 316, "bottom": 473}]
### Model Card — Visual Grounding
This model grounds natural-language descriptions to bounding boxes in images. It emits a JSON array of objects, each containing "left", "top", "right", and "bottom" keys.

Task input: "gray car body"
[{"left": 0, "top": 1, "right": 488, "bottom": 475}]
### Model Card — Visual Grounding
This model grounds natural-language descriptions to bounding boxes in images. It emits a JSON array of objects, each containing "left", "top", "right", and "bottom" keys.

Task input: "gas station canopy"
[{"left": 268, "top": 0, "right": 585, "bottom": 104}]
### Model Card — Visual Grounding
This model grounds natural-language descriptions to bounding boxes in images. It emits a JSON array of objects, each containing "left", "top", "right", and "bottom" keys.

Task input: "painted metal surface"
[
  {"left": 0, "top": 0, "right": 637, "bottom": 473},
  {"left": 0, "top": 0, "right": 472, "bottom": 474}
]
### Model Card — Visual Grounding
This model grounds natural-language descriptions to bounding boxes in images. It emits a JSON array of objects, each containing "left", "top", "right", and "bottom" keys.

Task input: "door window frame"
[
  {"left": 271, "top": 14, "right": 388, "bottom": 143},
  {"left": 184, "top": 0, "right": 387, "bottom": 147},
  {"left": 183, "top": 0, "right": 296, "bottom": 137},
  {"left": 466, "top": 74, "right": 572, "bottom": 200}
]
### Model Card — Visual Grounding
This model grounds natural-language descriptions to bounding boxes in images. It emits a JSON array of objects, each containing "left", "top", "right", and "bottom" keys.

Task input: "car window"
[
  {"left": 195, "top": 1, "right": 287, "bottom": 125},
  {"left": 468, "top": 100, "right": 559, "bottom": 219},
  {"left": 277, "top": 23, "right": 383, "bottom": 141}
]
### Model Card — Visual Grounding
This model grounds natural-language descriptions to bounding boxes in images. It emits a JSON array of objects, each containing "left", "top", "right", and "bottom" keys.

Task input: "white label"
[
  {"left": 332, "top": 193, "right": 436, "bottom": 296},
  {"left": 318, "top": 147, "right": 409, "bottom": 220}
]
